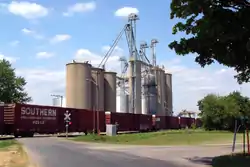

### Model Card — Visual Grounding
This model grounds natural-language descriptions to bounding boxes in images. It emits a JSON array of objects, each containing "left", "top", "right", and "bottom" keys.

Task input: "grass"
[
  {"left": 0, "top": 140, "right": 17, "bottom": 149},
  {"left": 0, "top": 140, "right": 33, "bottom": 167},
  {"left": 72, "top": 129, "right": 242, "bottom": 145},
  {"left": 212, "top": 153, "right": 250, "bottom": 167}
]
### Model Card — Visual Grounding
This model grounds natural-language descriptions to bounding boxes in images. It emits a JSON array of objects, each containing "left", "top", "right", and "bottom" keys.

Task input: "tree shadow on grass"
[
  {"left": 211, "top": 153, "right": 250, "bottom": 167},
  {"left": 185, "top": 156, "right": 213, "bottom": 166}
]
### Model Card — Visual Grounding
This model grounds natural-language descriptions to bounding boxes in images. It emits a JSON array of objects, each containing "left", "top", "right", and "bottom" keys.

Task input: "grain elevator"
[{"left": 65, "top": 14, "right": 173, "bottom": 116}]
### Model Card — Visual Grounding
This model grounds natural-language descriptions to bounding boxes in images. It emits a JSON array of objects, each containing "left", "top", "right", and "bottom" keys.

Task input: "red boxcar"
[
  {"left": 0, "top": 105, "right": 4, "bottom": 134},
  {"left": 169, "top": 116, "right": 179, "bottom": 129},
  {"left": 105, "top": 112, "right": 138, "bottom": 131},
  {"left": 180, "top": 117, "right": 189, "bottom": 128},
  {"left": 3, "top": 103, "right": 82, "bottom": 137},
  {"left": 77, "top": 110, "right": 105, "bottom": 133},
  {"left": 11, "top": 103, "right": 62, "bottom": 137},
  {"left": 153, "top": 115, "right": 167, "bottom": 130},
  {"left": 139, "top": 114, "right": 152, "bottom": 131}
]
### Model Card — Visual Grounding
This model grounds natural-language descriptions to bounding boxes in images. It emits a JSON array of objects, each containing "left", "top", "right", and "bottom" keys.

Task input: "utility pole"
[
  {"left": 86, "top": 71, "right": 100, "bottom": 135},
  {"left": 51, "top": 94, "right": 63, "bottom": 107}
]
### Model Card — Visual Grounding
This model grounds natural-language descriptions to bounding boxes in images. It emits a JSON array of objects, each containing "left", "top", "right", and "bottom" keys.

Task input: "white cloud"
[
  {"left": 0, "top": 53, "right": 19, "bottom": 63},
  {"left": 9, "top": 40, "right": 20, "bottom": 47},
  {"left": 6, "top": 1, "right": 49, "bottom": 19},
  {"left": 50, "top": 34, "right": 71, "bottom": 44},
  {"left": 21, "top": 28, "right": 44, "bottom": 39},
  {"left": 21, "top": 28, "right": 34, "bottom": 34},
  {"left": 114, "top": 7, "right": 139, "bottom": 17},
  {"left": 74, "top": 47, "right": 121, "bottom": 72},
  {"left": 36, "top": 52, "right": 54, "bottom": 59},
  {"left": 63, "top": 2, "right": 96, "bottom": 17},
  {"left": 16, "top": 69, "right": 65, "bottom": 105}
]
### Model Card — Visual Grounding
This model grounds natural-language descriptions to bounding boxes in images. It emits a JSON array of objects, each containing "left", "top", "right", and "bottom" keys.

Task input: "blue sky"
[{"left": 0, "top": 1, "right": 249, "bottom": 115}]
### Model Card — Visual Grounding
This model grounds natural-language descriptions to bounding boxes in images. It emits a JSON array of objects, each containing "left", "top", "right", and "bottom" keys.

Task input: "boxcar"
[{"left": 0, "top": 105, "right": 4, "bottom": 134}]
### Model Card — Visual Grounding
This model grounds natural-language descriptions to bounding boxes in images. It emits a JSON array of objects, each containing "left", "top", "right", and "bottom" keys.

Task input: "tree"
[
  {"left": 169, "top": 0, "right": 250, "bottom": 84},
  {"left": 0, "top": 59, "right": 32, "bottom": 103},
  {"left": 198, "top": 92, "right": 250, "bottom": 130}
]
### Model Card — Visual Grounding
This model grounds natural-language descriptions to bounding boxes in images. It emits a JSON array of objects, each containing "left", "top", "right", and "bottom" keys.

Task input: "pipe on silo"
[
  {"left": 66, "top": 62, "right": 92, "bottom": 109},
  {"left": 165, "top": 73, "right": 173, "bottom": 115},
  {"left": 91, "top": 68, "right": 105, "bottom": 111},
  {"left": 104, "top": 72, "right": 117, "bottom": 113}
]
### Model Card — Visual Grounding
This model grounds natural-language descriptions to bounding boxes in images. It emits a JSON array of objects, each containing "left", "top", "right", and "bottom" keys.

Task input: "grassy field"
[
  {"left": 0, "top": 140, "right": 17, "bottom": 149},
  {"left": 72, "top": 130, "right": 243, "bottom": 145},
  {"left": 0, "top": 140, "right": 32, "bottom": 167},
  {"left": 212, "top": 153, "right": 250, "bottom": 167}
]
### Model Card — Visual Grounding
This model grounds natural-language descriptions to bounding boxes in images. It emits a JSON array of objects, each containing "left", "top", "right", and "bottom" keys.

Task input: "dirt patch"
[{"left": 0, "top": 145, "right": 34, "bottom": 167}]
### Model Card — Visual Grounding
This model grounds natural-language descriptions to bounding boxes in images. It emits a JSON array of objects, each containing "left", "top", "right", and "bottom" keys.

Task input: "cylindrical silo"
[
  {"left": 165, "top": 73, "right": 173, "bottom": 116},
  {"left": 128, "top": 60, "right": 142, "bottom": 114},
  {"left": 143, "top": 70, "right": 157, "bottom": 115},
  {"left": 104, "top": 72, "right": 117, "bottom": 113},
  {"left": 141, "top": 96, "right": 148, "bottom": 115},
  {"left": 116, "top": 87, "right": 129, "bottom": 113},
  {"left": 153, "top": 67, "right": 162, "bottom": 115},
  {"left": 66, "top": 62, "right": 92, "bottom": 109},
  {"left": 52, "top": 98, "right": 61, "bottom": 107},
  {"left": 91, "top": 68, "right": 104, "bottom": 111}
]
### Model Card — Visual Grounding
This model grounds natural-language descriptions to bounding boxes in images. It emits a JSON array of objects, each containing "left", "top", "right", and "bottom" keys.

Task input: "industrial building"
[{"left": 64, "top": 14, "right": 173, "bottom": 116}]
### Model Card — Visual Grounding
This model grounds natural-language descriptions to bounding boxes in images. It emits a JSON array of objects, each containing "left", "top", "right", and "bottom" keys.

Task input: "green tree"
[
  {"left": 227, "top": 91, "right": 250, "bottom": 119},
  {"left": 198, "top": 91, "right": 250, "bottom": 130},
  {"left": 169, "top": 0, "right": 250, "bottom": 83},
  {"left": 198, "top": 94, "right": 240, "bottom": 130},
  {"left": 0, "top": 59, "right": 32, "bottom": 103}
]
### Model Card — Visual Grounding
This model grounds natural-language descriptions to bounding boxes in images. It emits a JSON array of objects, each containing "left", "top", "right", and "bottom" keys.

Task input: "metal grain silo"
[
  {"left": 153, "top": 67, "right": 163, "bottom": 115},
  {"left": 116, "top": 87, "right": 129, "bottom": 113},
  {"left": 104, "top": 72, "right": 117, "bottom": 113},
  {"left": 141, "top": 96, "right": 148, "bottom": 115},
  {"left": 143, "top": 71, "right": 157, "bottom": 115},
  {"left": 91, "top": 68, "right": 104, "bottom": 111},
  {"left": 66, "top": 62, "right": 92, "bottom": 109},
  {"left": 165, "top": 73, "right": 173, "bottom": 115},
  {"left": 52, "top": 98, "right": 61, "bottom": 107}
]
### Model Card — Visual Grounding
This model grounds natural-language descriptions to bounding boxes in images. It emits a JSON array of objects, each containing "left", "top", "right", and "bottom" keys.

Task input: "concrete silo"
[
  {"left": 104, "top": 72, "right": 117, "bottom": 113},
  {"left": 65, "top": 62, "right": 92, "bottom": 109},
  {"left": 91, "top": 68, "right": 105, "bottom": 111},
  {"left": 165, "top": 73, "right": 173, "bottom": 115}
]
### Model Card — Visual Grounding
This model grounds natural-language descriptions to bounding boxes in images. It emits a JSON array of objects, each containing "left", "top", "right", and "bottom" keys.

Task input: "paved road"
[
  {"left": 18, "top": 137, "right": 183, "bottom": 167},
  {"left": 18, "top": 137, "right": 245, "bottom": 167}
]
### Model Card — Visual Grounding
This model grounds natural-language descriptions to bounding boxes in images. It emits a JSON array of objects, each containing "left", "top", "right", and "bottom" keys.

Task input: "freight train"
[{"left": 0, "top": 103, "right": 201, "bottom": 137}]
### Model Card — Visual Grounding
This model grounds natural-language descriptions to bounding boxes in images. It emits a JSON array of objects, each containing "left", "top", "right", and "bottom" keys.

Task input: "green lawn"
[
  {"left": 0, "top": 140, "right": 16, "bottom": 149},
  {"left": 212, "top": 153, "right": 250, "bottom": 167},
  {"left": 72, "top": 130, "right": 242, "bottom": 145}
]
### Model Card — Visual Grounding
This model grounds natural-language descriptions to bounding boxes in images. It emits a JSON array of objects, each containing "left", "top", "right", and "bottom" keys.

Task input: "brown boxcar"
[
  {"left": 106, "top": 112, "right": 138, "bottom": 131},
  {"left": 153, "top": 115, "right": 167, "bottom": 130},
  {"left": 56, "top": 107, "right": 79, "bottom": 133},
  {"left": 139, "top": 114, "right": 152, "bottom": 131},
  {"left": 12, "top": 103, "right": 62, "bottom": 137},
  {"left": 180, "top": 117, "right": 189, "bottom": 128},
  {"left": 169, "top": 116, "right": 179, "bottom": 129},
  {"left": 0, "top": 105, "right": 4, "bottom": 134}
]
